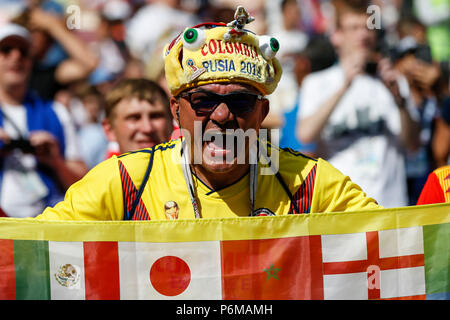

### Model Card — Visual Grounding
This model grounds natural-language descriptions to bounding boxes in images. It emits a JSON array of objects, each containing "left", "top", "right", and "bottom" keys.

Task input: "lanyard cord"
[
  {"left": 181, "top": 139, "right": 202, "bottom": 218},
  {"left": 249, "top": 143, "right": 258, "bottom": 215},
  {"left": 0, "top": 106, "right": 27, "bottom": 140},
  {"left": 180, "top": 139, "right": 258, "bottom": 218}
]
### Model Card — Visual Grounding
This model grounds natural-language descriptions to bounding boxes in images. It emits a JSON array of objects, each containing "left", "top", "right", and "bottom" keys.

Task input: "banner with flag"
[{"left": 0, "top": 204, "right": 448, "bottom": 300}]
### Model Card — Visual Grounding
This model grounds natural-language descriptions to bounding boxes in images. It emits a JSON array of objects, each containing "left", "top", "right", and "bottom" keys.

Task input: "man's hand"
[
  {"left": 28, "top": 7, "right": 99, "bottom": 84},
  {"left": 28, "top": 8, "right": 63, "bottom": 32},
  {"left": 378, "top": 58, "right": 405, "bottom": 107},
  {"left": 341, "top": 50, "right": 366, "bottom": 86},
  {"left": 378, "top": 59, "right": 421, "bottom": 152},
  {"left": 0, "top": 128, "right": 12, "bottom": 144},
  {"left": 29, "top": 130, "right": 88, "bottom": 189},
  {"left": 0, "top": 128, "right": 12, "bottom": 157},
  {"left": 411, "top": 61, "right": 441, "bottom": 93},
  {"left": 29, "top": 130, "right": 62, "bottom": 166}
]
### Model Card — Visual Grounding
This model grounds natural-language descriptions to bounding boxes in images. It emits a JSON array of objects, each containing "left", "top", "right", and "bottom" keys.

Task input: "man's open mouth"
[
  {"left": 201, "top": 129, "right": 256, "bottom": 165},
  {"left": 203, "top": 132, "right": 236, "bottom": 158}
]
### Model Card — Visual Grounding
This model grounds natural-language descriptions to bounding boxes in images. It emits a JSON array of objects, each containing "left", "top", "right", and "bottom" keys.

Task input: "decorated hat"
[{"left": 163, "top": 6, "right": 282, "bottom": 97}]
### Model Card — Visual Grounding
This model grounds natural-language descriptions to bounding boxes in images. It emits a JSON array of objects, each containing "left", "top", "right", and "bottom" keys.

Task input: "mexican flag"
[{"left": 0, "top": 204, "right": 448, "bottom": 300}]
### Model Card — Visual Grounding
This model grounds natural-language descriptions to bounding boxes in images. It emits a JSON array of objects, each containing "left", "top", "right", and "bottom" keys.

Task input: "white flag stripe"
[
  {"left": 48, "top": 241, "right": 85, "bottom": 300},
  {"left": 323, "top": 273, "right": 368, "bottom": 300},
  {"left": 378, "top": 226, "right": 424, "bottom": 258},
  {"left": 118, "top": 242, "right": 139, "bottom": 300},
  {"left": 118, "top": 241, "right": 222, "bottom": 300},
  {"left": 380, "top": 267, "right": 426, "bottom": 299},
  {"left": 321, "top": 233, "right": 367, "bottom": 262}
]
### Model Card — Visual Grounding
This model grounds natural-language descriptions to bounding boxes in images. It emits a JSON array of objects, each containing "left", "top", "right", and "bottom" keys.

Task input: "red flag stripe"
[
  {"left": 83, "top": 242, "right": 120, "bottom": 300},
  {"left": 323, "top": 259, "right": 370, "bottom": 274},
  {"left": 308, "top": 235, "right": 324, "bottom": 299},
  {"left": 323, "top": 254, "right": 425, "bottom": 275},
  {"left": 0, "top": 239, "right": 15, "bottom": 299},
  {"left": 323, "top": 232, "right": 424, "bottom": 275},
  {"left": 381, "top": 294, "right": 426, "bottom": 300}
]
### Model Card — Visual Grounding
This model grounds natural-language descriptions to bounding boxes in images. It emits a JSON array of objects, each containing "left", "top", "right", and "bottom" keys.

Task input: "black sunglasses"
[
  {"left": 179, "top": 90, "right": 263, "bottom": 115},
  {"left": 0, "top": 45, "right": 29, "bottom": 57}
]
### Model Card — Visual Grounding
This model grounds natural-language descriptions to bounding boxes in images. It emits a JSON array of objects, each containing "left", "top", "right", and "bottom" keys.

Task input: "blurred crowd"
[{"left": 0, "top": 0, "right": 448, "bottom": 217}]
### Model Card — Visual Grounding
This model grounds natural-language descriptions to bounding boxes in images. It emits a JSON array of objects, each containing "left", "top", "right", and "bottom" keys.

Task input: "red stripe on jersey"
[
  {"left": 118, "top": 160, "right": 151, "bottom": 220},
  {"left": 289, "top": 164, "right": 317, "bottom": 214}
]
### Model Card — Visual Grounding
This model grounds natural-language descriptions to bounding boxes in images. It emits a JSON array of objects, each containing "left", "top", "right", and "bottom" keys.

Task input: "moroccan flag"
[
  {"left": 221, "top": 236, "right": 323, "bottom": 299},
  {"left": 0, "top": 204, "right": 448, "bottom": 300}
]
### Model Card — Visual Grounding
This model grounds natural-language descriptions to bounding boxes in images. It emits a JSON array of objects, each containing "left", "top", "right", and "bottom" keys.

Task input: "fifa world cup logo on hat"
[{"left": 187, "top": 58, "right": 206, "bottom": 81}]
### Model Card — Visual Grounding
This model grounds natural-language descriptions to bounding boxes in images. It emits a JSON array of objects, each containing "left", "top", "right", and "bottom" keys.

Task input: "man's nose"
[
  {"left": 139, "top": 117, "right": 154, "bottom": 133},
  {"left": 209, "top": 102, "right": 235, "bottom": 125},
  {"left": 9, "top": 48, "right": 26, "bottom": 59}
]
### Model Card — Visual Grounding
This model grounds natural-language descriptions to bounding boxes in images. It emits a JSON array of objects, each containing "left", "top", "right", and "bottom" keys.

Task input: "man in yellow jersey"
[{"left": 37, "top": 6, "right": 381, "bottom": 221}]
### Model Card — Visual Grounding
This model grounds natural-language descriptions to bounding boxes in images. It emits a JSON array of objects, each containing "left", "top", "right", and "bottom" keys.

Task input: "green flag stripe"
[
  {"left": 14, "top": 240, "right": 50, "bottom": 300},
  {"left": 423, "top": 223, "right": 450, "bottom": 295}
]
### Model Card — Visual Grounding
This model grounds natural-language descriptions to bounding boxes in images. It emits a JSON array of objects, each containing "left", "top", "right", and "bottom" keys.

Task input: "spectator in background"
[
  {"left": 280, "top": 35, "right": 336, "bottom": 156},
  {"left": 397, "top": 15, "right": 428, "bottom": 45},
  {"left": 12, "top": 4, "right": 98, "bottom": 101},
  {"left": 432, "top": 58, "right": 450, "bottom": 168},
  {"left": 75, "top": 84, "right": 108, "bottom": 169},
  {"left": 102, "top": 78, "right": 173, "bottom": 156},
  {"left": 0, "top": 23, "right": 88, "bottom": 217},
  {"left": 393, "top": 35, "right": 441, "bottom": 204},
  {"left": 87, "top": 0, "right": 131, "bottom": 88},
  {"left": 265, "top": 0, "right": 309, "bottom": 130},
  {"left": 433, "top": 97, "right": 450, "bottom": 167},
  {"left": 296, "top": 1, "right": 420, "bottom": 207},
  {"left": 299, "top": 0, "right": 329, "bottom": 35},
  {"left": 125, "top": 0, "right": 198, "bottom": 66}
]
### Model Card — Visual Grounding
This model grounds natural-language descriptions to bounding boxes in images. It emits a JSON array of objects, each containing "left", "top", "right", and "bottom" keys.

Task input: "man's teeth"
[{"left": 206, "top": 141, "right": 228, "bottom": 151}]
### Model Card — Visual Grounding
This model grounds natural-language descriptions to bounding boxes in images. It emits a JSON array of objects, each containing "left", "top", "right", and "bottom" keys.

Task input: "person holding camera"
[
  {"left": 0, "top": 23, "right": 88, "bottom": 218},
  {"left": 296, "top": 1, "right": 420, "bottom": 208},
  {"left": 393, "top": 33, "right": 442, "bottom": 205}
]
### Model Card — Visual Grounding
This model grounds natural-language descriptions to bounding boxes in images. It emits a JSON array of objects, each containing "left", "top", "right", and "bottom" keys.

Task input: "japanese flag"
[{"left": 118, "top": 241, "right": 222, "bottom": 299}]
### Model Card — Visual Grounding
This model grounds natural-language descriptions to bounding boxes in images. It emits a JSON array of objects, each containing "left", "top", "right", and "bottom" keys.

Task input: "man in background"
[
  {"left": 0, "top": 23, "right": 87, "bottom": 217},
  {"left": 280, "top": 35, "right": 336, "bottom": 156},
  {"left": 102, "top": 78, "right": 174, "bottom": 156},
  {"left": 296, "top": 1, "right": 420, "bottom": 207}
]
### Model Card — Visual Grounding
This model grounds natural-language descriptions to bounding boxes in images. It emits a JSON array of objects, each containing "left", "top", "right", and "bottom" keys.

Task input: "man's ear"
[
  {"left": 330, "top": 29, "right": 342, "bottom": 49},
  {"left": 170, "top": 96, "right": 180, "bottom": 124},
  {"left": 260, "top": 98, "right": 270, "bottom": 123},
  {"left": 102, "top": 118, "right": 117, "bottom": 142}
]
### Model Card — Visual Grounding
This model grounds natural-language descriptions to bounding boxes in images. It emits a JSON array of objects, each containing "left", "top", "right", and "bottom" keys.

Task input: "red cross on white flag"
[{"left": 321, "top": 226, "right": 426, "bottom": 299}]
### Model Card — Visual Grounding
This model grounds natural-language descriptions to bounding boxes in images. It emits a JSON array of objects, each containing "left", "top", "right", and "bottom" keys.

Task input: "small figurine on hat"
[{"left": 224, "top": 6, "right": 255, "bottom": 41}]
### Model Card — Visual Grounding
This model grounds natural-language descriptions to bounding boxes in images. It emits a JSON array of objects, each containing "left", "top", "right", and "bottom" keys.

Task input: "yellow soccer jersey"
[{"left": 36, "top": 139, "right": 381, "bottom": 221}]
